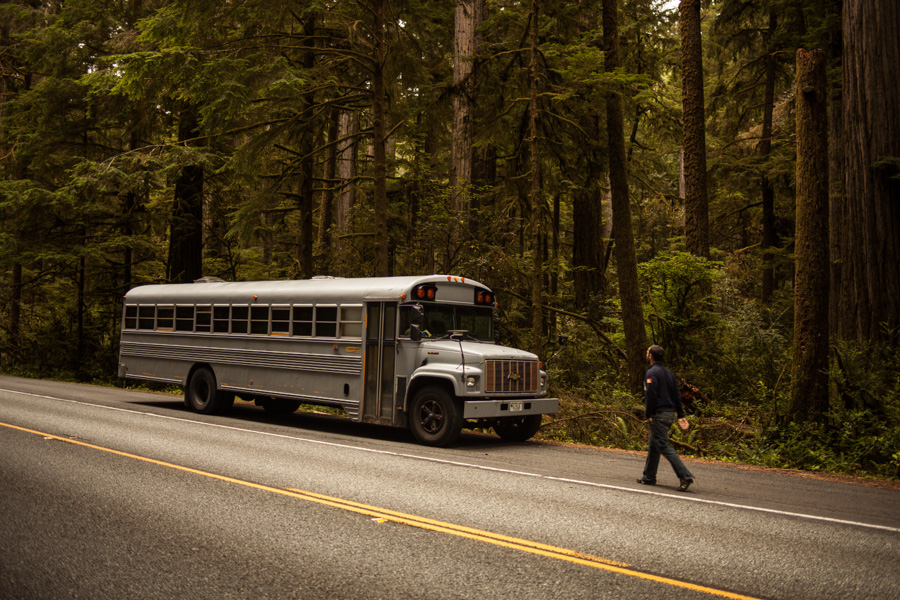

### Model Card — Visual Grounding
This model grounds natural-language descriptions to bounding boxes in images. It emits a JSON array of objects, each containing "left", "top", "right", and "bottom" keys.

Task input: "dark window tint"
[
  {"left": 175, "top": 306, "right": 194, "bottom": 331},
  {"left": 250, "top": 306, "right": 269, "bottom": 334},
  {"left": 231, "top": 306, "right": 249, "bottom": 334}
]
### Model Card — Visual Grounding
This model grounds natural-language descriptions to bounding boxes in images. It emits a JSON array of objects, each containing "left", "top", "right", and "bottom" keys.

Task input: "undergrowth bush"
[{"left": 541, "top": 317, "right": 900, "bottom": 480}]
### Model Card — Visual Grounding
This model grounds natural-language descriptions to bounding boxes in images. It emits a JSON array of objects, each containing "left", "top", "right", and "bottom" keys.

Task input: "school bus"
[{"left": 118, "top": 275, "right": 558, "bottom": 446}]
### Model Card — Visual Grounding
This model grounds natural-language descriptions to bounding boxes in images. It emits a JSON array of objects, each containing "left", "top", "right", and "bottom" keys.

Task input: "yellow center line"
[{"left": 1, "top": 421, "right": 764, "bottom": 600}]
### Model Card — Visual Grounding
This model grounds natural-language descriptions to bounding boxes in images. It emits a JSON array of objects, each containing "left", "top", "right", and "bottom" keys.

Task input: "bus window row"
[{"left": 123, "top": 304, "right": 364, "bottom": 339}]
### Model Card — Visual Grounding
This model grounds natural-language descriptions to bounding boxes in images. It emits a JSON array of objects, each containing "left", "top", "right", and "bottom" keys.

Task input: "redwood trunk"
[
  {"left": 789, "top": 49, "right": 830, "bottom": 422},
  {"left": 604, "top": 0, "right": 647, "bottom": 393},
  {"left": 835, "top": 0, "right": 900, "bottom": 342},
  {"left": 760, "top": 10, "right": 778, "bottom": 303},
  {"left": 450, "top": 0, "right": 483, "bottom": 220},
  {"left": 168, "top": 103, "right": 204, "bottom": 283},
  {"left": 680, "top": 0, "right": 709, "bottom": 258},
  {"left": 372, "top": 0, "right": 390, "bottom": 276},
  {"left": 529, "top": 0, "right": 543, "bottom": 358}
]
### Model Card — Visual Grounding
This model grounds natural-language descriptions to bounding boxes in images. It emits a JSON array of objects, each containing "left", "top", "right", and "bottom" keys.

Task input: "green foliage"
[
  {"left": 638, "top": 251, "right": 723, "bottom": 362},
  {"left": 746, "top": 410, "right": 900, "bottom": 479}
]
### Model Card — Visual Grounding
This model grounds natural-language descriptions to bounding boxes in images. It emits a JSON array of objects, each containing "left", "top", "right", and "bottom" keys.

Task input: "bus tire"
[
  {"left": 186, "top": 367, "right": 234, "bottom": 415},
  {"left": 494, "top": 414, "right": 542, "bottom": 442},
  {"left": 409, "top": 385, "right": 462, "bottom": 447}
]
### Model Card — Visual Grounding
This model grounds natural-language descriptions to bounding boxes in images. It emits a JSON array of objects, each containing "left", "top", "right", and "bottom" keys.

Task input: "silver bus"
[{"left": 118, "top": 275, "right": 558, "bottom": 446}]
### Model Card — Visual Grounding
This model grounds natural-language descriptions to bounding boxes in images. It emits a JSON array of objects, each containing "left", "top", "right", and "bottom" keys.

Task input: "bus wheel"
[
  {"left": 259, "top": 398, "right": 301, "bottom": 416},
  {"left": 186, "top": 368, "right": 234, "bottom": 415},
  {"left": 494, "top": 415, "right": 542, "bottom": 442},
  {"left": 409, "top": 386, "right": 462, "bottom": 447}
]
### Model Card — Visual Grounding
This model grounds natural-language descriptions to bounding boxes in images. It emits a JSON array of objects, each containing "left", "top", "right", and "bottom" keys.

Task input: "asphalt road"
[{"left": 1, "top": 374, "right": 898, "bottom": 600}]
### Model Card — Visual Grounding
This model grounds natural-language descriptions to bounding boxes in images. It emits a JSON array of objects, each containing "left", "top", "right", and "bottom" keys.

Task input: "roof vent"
[{"left": 194, "top": 276, "right": 225, "bottom": 283}]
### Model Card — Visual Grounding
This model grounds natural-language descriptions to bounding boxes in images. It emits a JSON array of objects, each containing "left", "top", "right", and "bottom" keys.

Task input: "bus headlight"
[{"left": 466, "top": 376, "right": 478, "bottom": 389}]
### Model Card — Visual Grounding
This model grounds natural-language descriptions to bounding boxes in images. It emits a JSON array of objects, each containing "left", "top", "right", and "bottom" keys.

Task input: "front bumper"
[{"left": 462, "top": 397, "right": 559, "bottom": 419}]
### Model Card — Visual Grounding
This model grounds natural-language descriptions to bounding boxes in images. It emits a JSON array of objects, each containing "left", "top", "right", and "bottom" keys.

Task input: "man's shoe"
[
  {"left": 637, "top": 478, "right": 656, "bottom": 485},
  {"left": 678, "top": 478, "right": 693, "bottom": 492}
]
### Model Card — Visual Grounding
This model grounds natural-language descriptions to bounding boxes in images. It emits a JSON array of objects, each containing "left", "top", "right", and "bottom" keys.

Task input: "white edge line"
[{"left": 4, "top": 387, "right": 900, "bottom": 535}]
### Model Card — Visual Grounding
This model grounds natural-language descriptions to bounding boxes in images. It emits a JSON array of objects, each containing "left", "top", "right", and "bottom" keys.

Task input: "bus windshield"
[{"left": 401, "top": 304, "right": 494, "bottom": 341}]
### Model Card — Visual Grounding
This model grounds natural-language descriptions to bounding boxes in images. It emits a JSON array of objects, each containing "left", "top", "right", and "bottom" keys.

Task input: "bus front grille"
[{"left": 484, "top": 360, "right": 539, "bottom": 394}]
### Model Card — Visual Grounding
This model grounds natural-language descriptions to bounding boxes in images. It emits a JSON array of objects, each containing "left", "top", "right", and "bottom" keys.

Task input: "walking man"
[{"left": 637, "top": 345, "right": 695, "bottom": 491}]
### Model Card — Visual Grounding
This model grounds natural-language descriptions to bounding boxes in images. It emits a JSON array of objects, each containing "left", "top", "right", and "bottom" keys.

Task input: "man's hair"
[{"left": 648, "top": 345, "right": 665, "bottom": 362}]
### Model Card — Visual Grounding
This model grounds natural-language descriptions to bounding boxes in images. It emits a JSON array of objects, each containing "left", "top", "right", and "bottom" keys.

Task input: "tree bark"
[
  {"left": 167, "top": 102, "right": 204, "bottom": 284},
  {"left": 336, "top": 109, "right": 358, "bottom": 270},
  {"left": 835, "top": 0, "right": 900, "bottom": 342},
  {"left": 316, "top": 108, "right": 339, "bottom": 275},
  {"left": 679, "top": 0, "right": 709, "bottom": 258},
  {"left": 604, "top": 0, "right": 647, "bottom": 394},
  {"left": 827, "top": 4, "right": 846, "bottom": 337},
  {"left": 789, "top": 48, "right": 829, "bottom": 422},
  {"left": 372, "top": 0, "right": 390, "bottom": 276},
  {"left": 122, "top": 126, "right": 140, "bottom": 291},
  {"left": 7, "top": 262, "right": 22, "bottom": 360},
  {"left": 573, "top": 186, "right": 605, "bottom": 321},
  {"left": 450, "top": 0, "right": 483, "bottom": 221},
  {"left": 529, "top": 0, "right": 543, "bottom": 358},
  {"left": 296, "top": 14, "right": 316, "bottom": 280},
  {"left": 760, "top": 10, "right": 778, "bottom": 303}
]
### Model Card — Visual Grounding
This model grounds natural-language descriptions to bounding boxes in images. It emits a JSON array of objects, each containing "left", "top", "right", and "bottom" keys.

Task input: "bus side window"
[
  {"left": 271, "top": 306, "right": 290, "bottom": 335},
  {"left": 156, "top": 306, "right": 174, "bottom": 330},
  {"left": 231, "top": 306, "right": 249, "bottom": 334},
  {"left": 292, "top": 306, "right": 313, "bottom": 336},
  {"left": 213, "top": 306, "right": 229, "bottom": 333},
  {"left": 195, "top": 306, "right": 212, "bottom": 332},
  {"left": 316, "top": 306, "right": 337, "bottom": 338},
  {"left": 124, "top": 306, "right": 137, "bottom": 330},
  {"left": 138, "top": 305, "right": 155, "bottom": 330},
  {"left": 340, "top": 306, "right": 362, "bottom": 338},
  {"left": 250, "top": 306, "right": 269, "bottom": 334},
  {"left": 175, "top": 306, "right": 194, "bottom": 331}
]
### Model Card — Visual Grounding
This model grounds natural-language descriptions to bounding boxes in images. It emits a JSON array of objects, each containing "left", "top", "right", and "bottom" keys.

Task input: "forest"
[{"left": 1, "top": 0, "right": 898, "bottom": 479}]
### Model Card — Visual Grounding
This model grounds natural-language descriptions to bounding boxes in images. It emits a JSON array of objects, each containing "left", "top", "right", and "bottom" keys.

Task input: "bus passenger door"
[{"left": 363, "top": 302, "right": 397, "bottom": 425}]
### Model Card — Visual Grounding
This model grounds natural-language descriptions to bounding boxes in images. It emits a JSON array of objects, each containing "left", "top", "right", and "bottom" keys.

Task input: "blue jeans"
[{"left": 642, "top": 411, "right": 694, "bottom": 483}]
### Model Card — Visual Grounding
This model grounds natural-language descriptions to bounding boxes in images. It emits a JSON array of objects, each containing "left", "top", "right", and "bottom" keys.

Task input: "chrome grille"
[{"left": 484, "top": 359, "right": 539, "bottom": 393}]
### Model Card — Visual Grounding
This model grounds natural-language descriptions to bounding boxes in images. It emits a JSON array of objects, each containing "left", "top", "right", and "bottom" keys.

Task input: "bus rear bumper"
[{"left": 463, "top": 397, "right": 558, "bottom": 419}]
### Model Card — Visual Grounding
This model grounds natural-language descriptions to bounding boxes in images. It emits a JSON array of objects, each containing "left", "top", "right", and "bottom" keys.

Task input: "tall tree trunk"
[
  {"left": 450, "top": 0, "right": 483, "bottom": 225},
  {"left": 529, "top": 0, "right": 543, "bottom": 358},
  {"left": 679, "top": 0, "right": 709, "bottom": 258},
  {"left": 789, "top": 48, "right": 829, "bottom": 422},
  {"left": 827, "top": 4, "right": 846, "bottom": 336},
  {"left": 604, "top": 0, "right": 647, "bottom": 393},
  {"left": 75, "top": 234, "right": 86, "bottom": 380},
  {"left": 7, "top": 262, "right": 22, "bottom": 362},
  {"left": 573, "top": 186, "right": 605, "bottom": 321},
  {"left": 835, "top": 0, "right": 900, "bottom": 342},
  {"left": 317, "top": 108, "right": 339, "bottom": 275},
  {"left": 550, "top": 192, "right": 560, "bottom": 336},
  {"left": 167, "top": 103, "right": 204, "bottom": 284},
  {"left": 123, "top": 128, "right": 140, "bottom": 291},
  {"left": 760, "top": 10, "right": 778, "bottom": 303},
  {"left": 372, "top": 0, "right": 390, "bottom": 277},
  {"left": 472, "top": 143, "right": 497, "bottom": 237},
  {"left": 297, "top": 15, "right": 317, "bottom": 280},
  {"left": 336, "top": 110, "right": 358, "bottom": 272}
]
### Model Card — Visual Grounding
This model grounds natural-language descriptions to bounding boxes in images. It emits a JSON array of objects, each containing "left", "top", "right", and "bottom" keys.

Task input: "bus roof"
[{"left": 123, "top": 275, "right": 491, "bottom": 305}]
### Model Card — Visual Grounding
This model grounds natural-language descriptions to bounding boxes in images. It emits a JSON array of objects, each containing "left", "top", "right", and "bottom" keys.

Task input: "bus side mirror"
[{"left": 409, "top": 304, "right": 424, "bottom": 341}]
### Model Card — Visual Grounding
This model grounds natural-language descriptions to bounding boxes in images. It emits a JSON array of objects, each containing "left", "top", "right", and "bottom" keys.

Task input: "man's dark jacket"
[{"left": 643, "top": 362, "right": 684, "bottom": 419}]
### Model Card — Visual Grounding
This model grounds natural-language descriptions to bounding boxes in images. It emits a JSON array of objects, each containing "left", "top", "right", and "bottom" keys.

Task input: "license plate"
[{"left": 509, "top": 401, "right": 524, "bottom": 412}]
